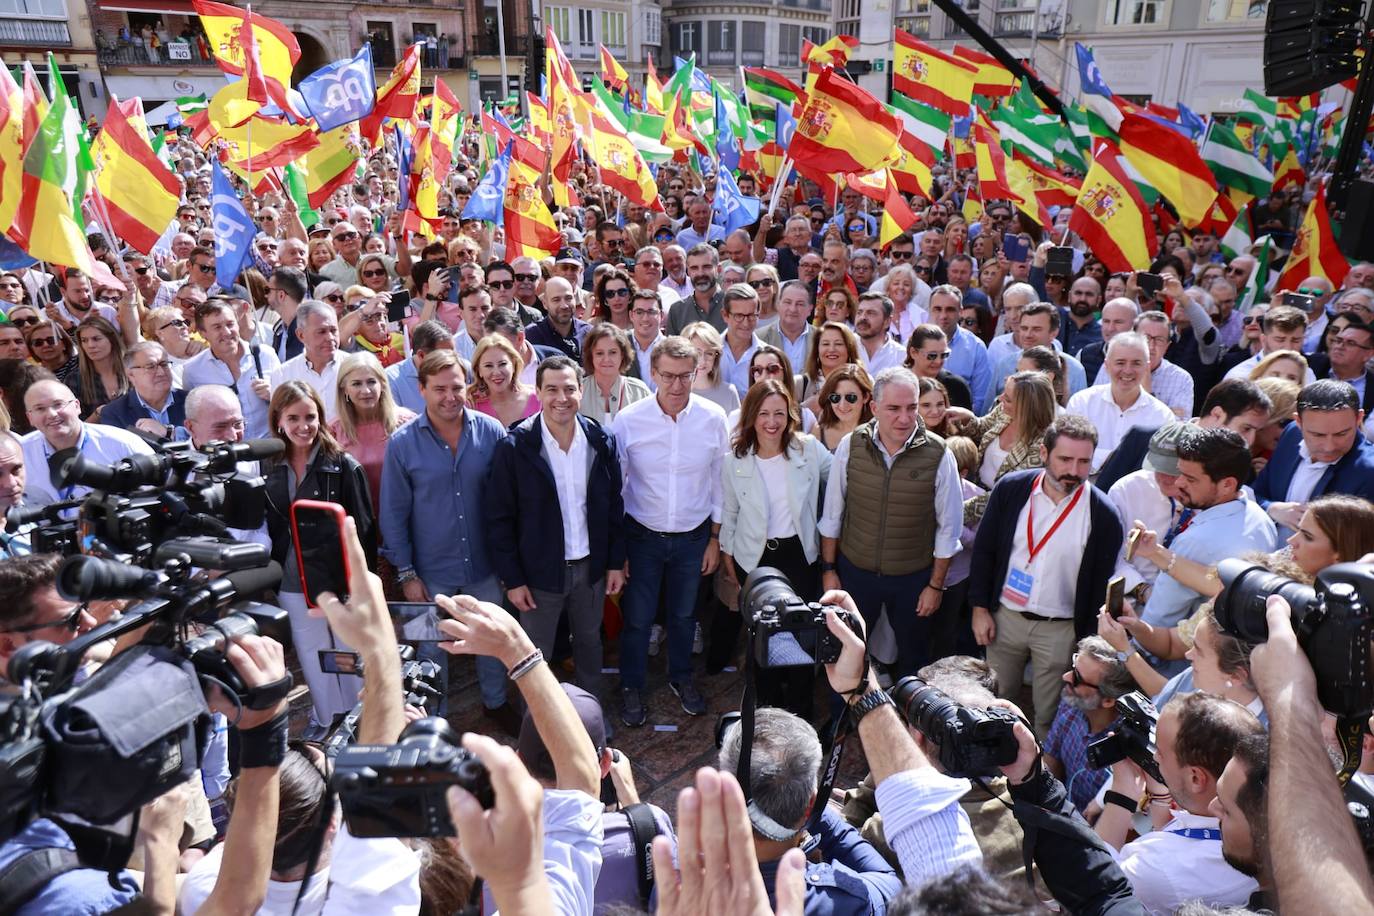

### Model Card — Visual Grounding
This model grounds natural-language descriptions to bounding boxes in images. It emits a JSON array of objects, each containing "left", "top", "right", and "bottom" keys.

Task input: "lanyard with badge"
[{"left": 1001, "top": 472, "right": 1084, "bottom": 608}]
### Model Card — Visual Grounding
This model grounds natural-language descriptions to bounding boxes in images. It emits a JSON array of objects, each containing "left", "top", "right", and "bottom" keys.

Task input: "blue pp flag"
[
  {"left": 464, "top": 140, "right": 511, "bottom": 223},
  {"left": 1178, "top": 104, "right": 1206, "bottom": 139},
  {"left": 1075, "top": 43, "right": 1114, "bottom": 99},
  {"left": 713, "top": 168, "right": 761, "bottom": 235},
  {"left": 210, "top": 160, "right": 256, "bottom": 284},
  {"left": 0, "top": 236, "right": 36, "bottom": 270},
  {"left": 776, "top": 102, "right": 796, "bottom": 149},
  {"left": 952, "top": 112, "right": 973, "bottom": 139},
  {"left": 299, "top": 44, "right": 377, "bottom": 133},
  {"left": 715, "top": 91, "right": 739, "bottom": 173},
  {"left": 396, "top": 128, "right": 414, "bottom": 213}
]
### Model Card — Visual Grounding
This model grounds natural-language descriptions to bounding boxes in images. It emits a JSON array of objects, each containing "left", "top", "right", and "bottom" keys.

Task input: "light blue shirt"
[
  {"left": 945, "top": 326, "right": 992, "bottom": 413},
  {"left": 20, "top": 423, "right": 155, "bottom": 504},
  {"left": 719, "top": 334, "right": 762, "bottom": 397},
  {"left": 379, "top": 408, "right": 507, "bottom": 586},
  {"left": 181, "top": 343, "right": 280, "bottom": 440},
  {"left": 385, "top": 357, "right": 425, "bottom": 414},
  {"left": 874, "top": 768, "right": 983, "bottom": 887},
  {"left": 676, "top": 223, "right": 726, "bottom": 250},
  {"left": 985, "top": 347, "right": 1088, "bottom": 406}
]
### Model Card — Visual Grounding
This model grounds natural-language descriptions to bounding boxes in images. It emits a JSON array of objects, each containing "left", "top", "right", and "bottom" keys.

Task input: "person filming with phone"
[{"left": 264, "top": 379, "right": 375, "bottom": 738}]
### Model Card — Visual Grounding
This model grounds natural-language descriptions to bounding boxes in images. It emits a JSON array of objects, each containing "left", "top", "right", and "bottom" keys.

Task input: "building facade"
[
  {"left": 663, "top": 0, "right": 830, "bottom": 85},
  {"left": 2, "top": 0, "right": 104, "bottom": 118}
]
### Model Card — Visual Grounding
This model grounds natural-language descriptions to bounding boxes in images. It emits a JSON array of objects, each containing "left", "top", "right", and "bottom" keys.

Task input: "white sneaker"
[
  {"left": 648, "top": 624, "right": 665, "bottom": 657},
  {"left": 692, "top": 622, "right": 704, "bottom": 655}
]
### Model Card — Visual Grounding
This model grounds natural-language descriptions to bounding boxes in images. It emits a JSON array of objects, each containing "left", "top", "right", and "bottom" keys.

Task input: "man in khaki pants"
[{"left": 967, "top": 416, "right": 1126, "bottom": 738}]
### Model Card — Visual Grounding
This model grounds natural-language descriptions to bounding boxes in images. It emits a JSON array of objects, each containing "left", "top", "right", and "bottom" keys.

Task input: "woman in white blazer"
[{"left": 718, "top": 378, "right": 832, "bottom": 717}]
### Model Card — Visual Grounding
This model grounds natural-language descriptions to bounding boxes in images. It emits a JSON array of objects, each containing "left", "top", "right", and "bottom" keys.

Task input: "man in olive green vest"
[{"left": 818, "top": 367, "right": 965, "bottom": 676}]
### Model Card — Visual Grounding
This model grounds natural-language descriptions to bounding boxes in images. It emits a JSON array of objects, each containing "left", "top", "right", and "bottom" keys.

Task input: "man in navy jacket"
[
  {"left": 97, "top": 341, "right": 188, "bottom": 439},
  {"left": 484, "top": 354, "right": 625, "bottom": 705},
  {"left": 1252, "top": 379, "right": 1374, "bottom": 538},
  {"left": 969, "top": 415, "right": 1125, "bottom": 737}
]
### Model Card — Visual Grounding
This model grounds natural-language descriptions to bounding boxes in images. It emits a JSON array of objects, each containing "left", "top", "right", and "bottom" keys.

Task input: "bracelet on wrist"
[
  {"left": 1164, "top": 552, "right": 1179, "bottom": 576},
  {"left": 1103, "top": 790, "right": 1138, "bottom": 813},
  {"left": 238, "top": 709, "right": 289, "bottom": 769},
  {"left": 507, "top": 648, "right": 544, "bottom": 681}
]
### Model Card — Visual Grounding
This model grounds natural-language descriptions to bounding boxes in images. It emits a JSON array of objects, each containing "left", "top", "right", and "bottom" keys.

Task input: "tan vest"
[{"left": 839, "top": 419, "right": 945, "bottom": 575}]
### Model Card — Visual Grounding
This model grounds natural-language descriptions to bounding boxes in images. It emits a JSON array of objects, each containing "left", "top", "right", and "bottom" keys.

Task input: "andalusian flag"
[
  {"left": 1201, "top": 121, "right": 1273, "bottom": 198},
  {"left": 990, "top": 83, "right": 1060, "bottom": 167},
  {"left": 90, "top": 97, "right": 180, "bottom": 254},
  {"left": 1068, "top": 143, "right": 1156, "bottom": 273},
  {"left": 1235, "top": 88, "right": 1278, "bottom": 137},
  {"left": 1118, "top": 112, "right": 1217, "bottom": 226},
  {"left": 790, "top": 67, "right": 900, "bottom": 175},
  {"left": 951, "top": 44, "right": 1015, "bottom": 98},
  {"left": 893, "top": 31, "right": 977, "bottom": 118},
  {"left": 11, "top": 55, "right": 92, "bottom": 271},
  {"left": 743, "top": 67, "right": 801, "bottom": 123},
  {"left": 302, "top": 123, "right": 361, "bottom": 209},
  {"left": 1057, "top": 104, "right": 1091, "bottom": 172},
  {"left": 1276, "top": 185, "right": 1349, "bottom": 291},
  {"left": 283, "top": 161, "right": 318, "bottom": 227}
]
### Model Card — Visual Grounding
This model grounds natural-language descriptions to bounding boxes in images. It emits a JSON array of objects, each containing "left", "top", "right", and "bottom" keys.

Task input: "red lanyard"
[{"left": 1025, "top": 472, "right": 1084, "bottom": 564}]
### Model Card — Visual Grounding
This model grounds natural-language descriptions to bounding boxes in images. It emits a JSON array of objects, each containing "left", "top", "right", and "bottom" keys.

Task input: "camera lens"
[
  {"left": 1216, "top": 558, "right": 1319, "bottom": 644},
  {"left": 740, "top": 567, "right": 798, "bottom": 619},
  {"left": 400, "top": 716, "right": 460, "bottom": 745},
  {"left": 890, "top": 677, "right": 956, "bottom": 735}
]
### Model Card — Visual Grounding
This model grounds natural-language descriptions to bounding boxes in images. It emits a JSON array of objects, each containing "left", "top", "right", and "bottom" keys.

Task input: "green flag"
[{"left": 1201, "top": 122, "right": 1273, "bottom": 198}]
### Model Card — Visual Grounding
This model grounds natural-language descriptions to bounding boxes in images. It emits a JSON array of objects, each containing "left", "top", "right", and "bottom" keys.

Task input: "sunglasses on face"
[
  {"left": 603, "top": 288, "right": 631, "bottom": 299},
  {"left": 158, "top": 318, "right": 189, "bottom": 331},
  {"left": 654, "top": 232, "right": 674, "bottom": 241},
  {"left": 515, "top": 273, "right": 539, "bottom": 282},
  {"left": 487, "top": 279, "right": 514, "bottom": 290},
  {"left": 194, "top": 262, "right": 215, "bottom": 273},
  {"left": 9, "top": 316, "right": 38, "bottom": 327},
  {"left": 3, "top": 601, "right": 89, "bottom": 636},
  {"left": 134, "top": 266, "right": 150, "bottom": 275},
  {"left": 1297, "top": 287, "right": 1325, "bottom": 296},
  {"left": 361, "top": 268, "right": 388, "bottom": 279},
  {"left": 333, "top": 232, "right": 359, "bottom": 242},
  {"left": 828, "top": 392, "right": 861, "bottom": 404},
  {"left": 1242, "top": 315, "right": 1261, "bottom": 325},
  {"left": 958, "top": 317, "right": 979, "bottom": 328},
  {"left": 914, "top": 265, "right": 931, "bottom": 275},
  {"left": 96, "top": 295, "right": 121, "bottom": 305},
  {"left": 923, "top": 350, "right": 952, "bottom": 361},
  {"left": 889, "top": 250, "right": 913, "bottom": 260},
  {"left": 748, "top": 278, "right": 775, "bottom": 289},
  {"left": 29, "top": 336, "right": 58, "bottom": 347},
  {"left": 324, "top": 294, "right": 344, "bottom": 303},
  {"left": 1067, "top": 654, "right": 1100, "bottom": 691}
]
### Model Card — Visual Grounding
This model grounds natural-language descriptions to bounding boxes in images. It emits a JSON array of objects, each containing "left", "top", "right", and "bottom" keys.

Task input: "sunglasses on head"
[{"left": 828, "top": 392, "right": 860, "bottom": 404}]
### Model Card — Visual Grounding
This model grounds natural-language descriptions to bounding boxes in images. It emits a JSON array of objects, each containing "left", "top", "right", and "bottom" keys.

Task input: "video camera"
[
  {"left": 4, "top": 438, "right": 282, "bottom": 564},
  {"left": 1214, "top": 559, "right": 1374, "bottom": 721},
  {"left": 0, "top": 549, "right": 287, "bottom": 857},
  {"left": 1085, "top": 691, "right": 1164, "bottom": 784},
  {"left": 739, "top": 567, "right": 863, "bottom": 668},
  {"left": 323, "top": 645, "right": 444, "bottom": 758},
  {"left": 333, "top": 717, "right": 494, "bottom": 838},
  {"left": 890, "top": 677, "right": 1020, "bottom": 778}
]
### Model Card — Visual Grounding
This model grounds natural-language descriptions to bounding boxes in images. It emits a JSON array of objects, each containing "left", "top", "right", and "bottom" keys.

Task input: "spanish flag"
[
  {"left": 1276, "top": 184, "right": 1350, "bottom": 291},
  {"left": 951, "top": 45, "right": 1015, "bottom": 98},
  {"left": 1007, "top": 153, "right": 1080, "bottom": 227},
  {"left": 90, "top": 98, "right": 180, "bottom": 255},
  {"left": 546, "top": 26, "right": 584, "bottom": 206},
  {"left": 1118, "top": 112, "right": 1217, "bottom": 228},
  {"left": 193, "top": 0, "right": 298, "bottom": 114},
  {"left": 1272, "top": 145, "right": 1306, "bottom": 193},
  {"left": 302, "top": 123, "right": 361, "bottom": 209},
  {"left": 430, "top": 80, "right": 462, "bottom": 188},
  {"left": 1068, "top": 143, "right": 1156, "bottom": 273},
  {"left": 974, "top": 121, "right": 1016, "bottom": 203},
  {"left": 893, "top": 31, "right": 978, "bottom": 118},
  {"left": 207, "top": 81, "right": 319, "bottom": 172},
  {"left": 0, "top": 66, "right": 25, "bottom": 237},
  {"left": 588, "top": 110, "right": 659, "bottom": 210},
  {"left": 802, "top": 35, "right": 858, "bottom": 68},
  {"left": 789, "top": 67, "right": 900, "bottom": 176},
  {"left": 600, "top": 45, "right": 629, "bottom": 92},
  {"left": 505, "top": 137, "right": 562, "bottom": 260},
  {"left": 360, "top": 43, "right": 422, "bottom": 144},
  {"left": 644, "top": 56, "right": 665, "bottom": 114},
  {"left": 880, "top": 174, "right": 918, "bottom": 250},
  {"left": 11, "top": 55, "right": 91, "bottom": 272},
  {"left": 891, "top": 129, "right": 934, "bottom": 198}
]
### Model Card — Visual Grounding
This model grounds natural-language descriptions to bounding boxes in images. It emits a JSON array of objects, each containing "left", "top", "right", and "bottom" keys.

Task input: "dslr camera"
[
  {"left": 1214, "top": 559, "right": 1374, "bottom": 720},
  {"left": 1085, "top": 691, "right": 1164, "bottom": 784},
  {"left": 334, "top": 717, "right": 494, "bottom": 838},
  {"left": 739, "top": 567, "right": 862, "bottom": 668},
  {"left": 890, "top": 677, "right": 1020, "bottom": 778}
]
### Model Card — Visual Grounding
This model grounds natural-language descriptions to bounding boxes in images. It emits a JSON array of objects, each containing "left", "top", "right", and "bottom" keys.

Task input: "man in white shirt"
[
  {"left": 969, "top": 416, "right": 1123, "bottom": 737},
  {"left": 182, "top": 299, "right": 280, "bottom": 439},
  {"left": 20, "top": 379, "right": 155, "bottom": 504},
  {"left": 659, "top": 244, "right": 692, "bottom": 302},
  {"left": 1223, "top": 305, "right": 1316, "bottom": 383},
  {"left": 819, "top": 368, "right": 965, "bottom": 677},
  {"left": 1096, "top": 692, "right": 1263, "bottom": 915},
  {"left": 49, "top": 269, "right": 116, "bottom": 330},
  {"left": 718, "top": 284, "right": 764, "bottom": 397},
  {"left": 452, "top": 284, "right": 494, "bottom": 361},
  {"left": 758, "top": 279, "right": 815, "bottom": 374},
  {"left": 1066, "top": 333, "right": 1176, "bottom": 472},
  {"left": 611, "top": 336, "right": 729, "bottom": 727},
  {"left": 269, "top": 300, "right": 340, "bottom": 422},
  {"left": 627, "top": 289, "right": 664, "bottom": 390},
  {"left": 855, "top": 293, "right": 907, "bottom": 377}
]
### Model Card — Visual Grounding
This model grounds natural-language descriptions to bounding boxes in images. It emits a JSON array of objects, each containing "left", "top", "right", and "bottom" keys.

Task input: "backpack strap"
[{"left": 0, "top": 847, "right": 81, "bottom": 916}]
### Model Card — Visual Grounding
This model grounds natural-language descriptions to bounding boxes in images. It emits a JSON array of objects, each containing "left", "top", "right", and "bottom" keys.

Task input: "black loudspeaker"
[
  {"left": 1338, "top": 179, "right": 1374, "bottom": 262},
  {"left": 1264, "top": 0, "right": 1364, "bottom": 96}
]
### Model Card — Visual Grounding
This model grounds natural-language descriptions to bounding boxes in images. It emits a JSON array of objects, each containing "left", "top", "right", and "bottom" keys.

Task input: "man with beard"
[
  {"left": 666, "top": 244, "right": 725, "bottom": 334},
  {"left": 1210, "top": 733, "right": 1275, "bottom": 910},
  {"left": 969, "top": 415, "right": 1124, "bottom": 738},
  {"left": 1058, "top": 277, "right": 1103, "bottom": 356},
  {"left": 1041, "top": 636, "right": 1139, "bottom": 812}
]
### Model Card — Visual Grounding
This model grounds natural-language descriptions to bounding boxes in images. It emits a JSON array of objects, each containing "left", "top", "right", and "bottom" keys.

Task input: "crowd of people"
[{"left": 2, "top": 125, "right": 1374, "bottom": 915}]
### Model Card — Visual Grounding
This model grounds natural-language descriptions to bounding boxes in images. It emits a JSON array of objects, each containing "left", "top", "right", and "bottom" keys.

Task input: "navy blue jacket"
[
  {"left": 1094, "top": 424, "right": 1163, "bottom": 494},
  {"left": 969, "top": 469, "right": 1124, "bottom": 638},
  {"left": 484, "top": 413, "right": 625, "bottom": 593},
  {"left": 1253, "top": 421, "right": 1374, "bottom": 507},
  {"left": 96, "top": 387, "right": 187, "bottom": 435}
]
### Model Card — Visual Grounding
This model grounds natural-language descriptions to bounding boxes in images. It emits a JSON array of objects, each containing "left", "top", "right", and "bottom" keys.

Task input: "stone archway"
[{"left": 292, "top": 31, "right": 332, "bottom": 83}]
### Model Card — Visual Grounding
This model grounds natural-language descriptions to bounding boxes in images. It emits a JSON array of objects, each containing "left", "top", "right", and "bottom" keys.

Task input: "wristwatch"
[
  {"left": 1117, "top": 644, "right": 1138, "bottom": 663},
  {"left": 820, "top": 561, "right": 837, "bottom": 573},
  {"left": 848, "top": 688, "right": 893, "bottom": 724}
]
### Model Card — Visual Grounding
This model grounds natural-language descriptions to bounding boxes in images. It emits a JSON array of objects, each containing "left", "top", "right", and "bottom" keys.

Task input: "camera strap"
[
  {"left": 622, "top": 802, "right": 662, "bottom": 906},
  {"left": 0, "top": 847, "right": 80, "bottom": 916}
]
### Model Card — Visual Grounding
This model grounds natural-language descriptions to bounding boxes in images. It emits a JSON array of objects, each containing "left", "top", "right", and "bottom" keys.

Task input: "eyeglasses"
[
  {"left": 158, "top": 318, "right": 189, "bottom": 331},
  {"left": 889, "top": 250, "right": 913, "bottom": 261},
  {"left": 9, "top": 315, "right": 39, "bottom": 327},
  {"left": 487, "top": 279, "right": 514, "bottom": 290},
  {"left": 828, "top": 392, "right": 861, "bottom": 404},
  {"left": 923, "top": 350, "right": 952, "bottom": 361},
  {"left": 132, "top": 359, "right": 173, "bottom": 371},
  {"left": 602, "top": 239, "right": 624, "bottom": 249},
  {"left": 727, "top": 311, "right": 759, "bottom": 322},
  {"left": 361, "top": 268, "right": 388, "bottom": 279},
  {"left": 28, "top": 336, "right": 58, "bottom": 348},
  {"left": 194, "top": 262, "right": 215, "bottom": 273},
  {"left": 361, "top": 313, "right": 388, "bottom": 325},
  {"left": 1333, "top": 335, "right": 1374, "bottom": 351},
  {"left": 657, "top": 369, "right": 697, "bottom": 385},
  {"left": 515, "top": 273, "right": 539, "bottom": 282},
  {"left": 324, "top": 293, "right": 344, "bottom": 303},
  {"left": 747, "top": 278, "right": 775, "bottom": 289},
  {"left": 1068, "top": 654, "right": 1101, "bottom": 691},
  {"left": 332, "top": 231, "right": 359, "bottom": 242},
  {"left": 603, "top": 288, "right": 631, "bottom": 299},
  {"left": 631, "top": 307, "right": 660, "bottom": 317},
  {"left": 96, "top": 295, "right": 122, "bottom": 305},
  {"left": 26, "top": 398, "right": 77, "bottom": 416},
  {"left": 752, "top": 364, "right": 786, "bottom": 376},
  {"left": 3, "top": 602, "right": 89, "bottom": 636}
]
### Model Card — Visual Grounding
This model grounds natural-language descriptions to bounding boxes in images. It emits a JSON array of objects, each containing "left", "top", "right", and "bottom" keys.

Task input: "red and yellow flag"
[
  {"left": 952, "top": 44, "right": 1015, "bottom": 98},
  {"left": 546, "top": 26, "right": 585, "bottom": 206},
  {"left": 893, "top": 31, "right": 978, "bottom": 118},
  {"left": 206, "top": 81, "right": 319, "bottom": 172},
  {"left": 802, "top": 35, "right": 858, "bottom": 67},
  {"left": 644, "top": 56, "right": 665, "bottom": 114},
  {"left": 1007, "top": 153, "right": 1079, "bottom": 227},
  {"left": 1276, "top": 184, "right": 1350, "bottom": 291},
  {"left": 789, "top": 67, "right": 900, "bottom": 176},
  {"left": 0, "top": 66, "right": 25, "bottom": 235},
  {"left": 360, "top": 43, "right": 422, "bottom": 145},
  {"left": 600, "top": 45, "right": 629, "bottom": 92},
  {"left": 302, "top": 123, "right": 362, "bottom": 210},
  {"left": 880, "top": 175, "right": 918, "bottom": 250},
  {"left": 193, "top": 0, "right": 298, "bottom": 113},
  {"left": 430, "top": 80, "right": 462, "bottom": 188},
  {"left": 891, "top": 129, "right": 935, "bottom": 198},
  {"left": 973, "top": 121, "right": 1016, "bottom": 203},
  {"left": 1272, "top": 145, "right": 1306, "bottom": 193},
  {"left": 1068, "top": 143, "right": 1157, "bottom": 273},
  {"left": 89, "top": 98, "right": 180, "bottom": 255},
  {"left": 588, "top": 110, "right": 659, "bottom": 210},
  {"left": 505, "top": 136, "right": 562, "bottom": 260},
  {"left": 1118, "top": 112, "right": 1217, "bottom": 227}
]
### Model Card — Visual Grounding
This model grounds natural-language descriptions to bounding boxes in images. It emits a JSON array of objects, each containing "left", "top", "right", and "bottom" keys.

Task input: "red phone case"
[{"left": 290, "top": 498, "right": 351, "bottom": 609}]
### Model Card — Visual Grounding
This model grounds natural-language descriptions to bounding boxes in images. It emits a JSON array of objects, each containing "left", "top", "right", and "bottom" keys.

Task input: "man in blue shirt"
[
  {"left": 380, "top": 348, "right": 518, "bottom": 732},
  {"left": 384, "top": 319, "right": 454, "bottom": 414},
  {"left": 928, "top": 285, "right": 992, "bottom": 413}
]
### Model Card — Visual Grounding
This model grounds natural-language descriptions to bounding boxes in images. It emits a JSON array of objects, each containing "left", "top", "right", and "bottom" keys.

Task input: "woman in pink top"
[
  {"left": 329, "top": 351, "right": 417, "bottom": 507},
  {"left": 469, "top": 334, "right": 539, "bottom": 428}
]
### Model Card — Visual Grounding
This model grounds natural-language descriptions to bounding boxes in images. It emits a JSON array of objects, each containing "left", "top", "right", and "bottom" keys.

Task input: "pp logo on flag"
[
  {"left": 212, "top": 193, "right": 250, "bottom": 260},
  {"left": 777, "top": 117, "right": 796, "bottom": 148}
]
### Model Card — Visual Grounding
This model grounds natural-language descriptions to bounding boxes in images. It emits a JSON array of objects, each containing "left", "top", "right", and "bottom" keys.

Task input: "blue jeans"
[
  {"left": 421, "top": 574, "right": 509, "bottom": 711},
  {"left": 838, "top": 553, "right": 933, "bottom": 678},
  {"left": 620, "top": 516, "right": 710, "bottom": 689}
]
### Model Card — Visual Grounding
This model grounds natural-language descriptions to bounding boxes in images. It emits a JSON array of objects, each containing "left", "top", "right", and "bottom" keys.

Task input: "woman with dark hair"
[
  {"left": 264, "top": 380, "right": 376, "bottom": 737},
  {"left": 25, "top": 319, "right": 77, "bottom": 382},
  {"left": 801, "top": 321, "right": 862, "bottom": 409},
  {"left": 73, "top": 316, "right": 128, "bottom": 418},
  {"left": 813, "top": 364, "right": 873, "bottom": 452},
  {"left": 0, "top": 361, "right": 55, "bottom": 435},
  {"left": 580, "top": 323, "right": 650, "bottom": 423},
  {"left": 818, "top": 287, "right": 857, "bottom": 327},
  {"left": 718, "top": 378, "right": 831, "bottom": 718},
  {"left": 593, "top": 267, "right": 633, "bottom": 330},
  {"left": 1016, "top": 344, "right": 1068, "bottom": 406}
]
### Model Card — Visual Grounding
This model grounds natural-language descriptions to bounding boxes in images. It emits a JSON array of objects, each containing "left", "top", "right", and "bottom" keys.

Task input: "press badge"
[{"left": 1002, "top": 567, "right": 1034, "bottom": 607}]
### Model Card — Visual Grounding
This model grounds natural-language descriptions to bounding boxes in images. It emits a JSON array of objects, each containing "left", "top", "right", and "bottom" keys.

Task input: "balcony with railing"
[
  {"left": 741, "top": 47, "right": 764, "bottom": 65},
  {"left": 994, "top": 10, "right": 1034, "bottom": 35},
  {"left": 781, "top": 0, "right": 831, "bottom": 11},
  {"left": 100, "top": 40, "right": 213, "bottom": 66},
  {"left": 895, "top": 14, "right": 929, "bottom": 36},
  {"left": 0, "top": 17, "right": 70, "bottom": 46}
]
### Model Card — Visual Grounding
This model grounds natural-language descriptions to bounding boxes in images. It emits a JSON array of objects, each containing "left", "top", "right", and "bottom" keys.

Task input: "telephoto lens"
[{"left": 889, "top": 677, "right": 1019, "bottom": 777}]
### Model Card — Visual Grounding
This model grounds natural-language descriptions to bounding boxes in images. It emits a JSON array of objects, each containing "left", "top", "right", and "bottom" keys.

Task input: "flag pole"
[
  {"left": 768, "top": 156, "right": 792, "bottom": 215},
  {"left": 246, "top": 4, "right": 254, "bottom": 198}
]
